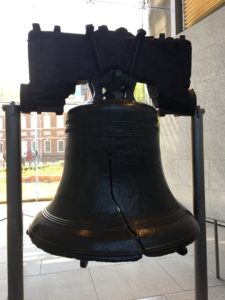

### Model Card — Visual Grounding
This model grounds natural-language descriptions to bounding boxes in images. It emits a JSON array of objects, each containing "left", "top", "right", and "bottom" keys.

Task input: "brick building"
[
  {"left": 0, "top": 109, "right": 67, "bottom": 165},
  {"left": 0, "top": 84, "right": 91, "bottom": 166}
]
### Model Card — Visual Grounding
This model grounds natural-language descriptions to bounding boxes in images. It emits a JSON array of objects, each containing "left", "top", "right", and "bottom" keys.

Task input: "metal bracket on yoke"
[{"left": 86, "top": 25, "right": 146, "bottom": 103}]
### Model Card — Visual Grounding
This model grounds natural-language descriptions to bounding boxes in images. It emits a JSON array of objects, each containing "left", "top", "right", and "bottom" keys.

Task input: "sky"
[{"left": 0, "top": 0, "right": 149, "bottom": 102}]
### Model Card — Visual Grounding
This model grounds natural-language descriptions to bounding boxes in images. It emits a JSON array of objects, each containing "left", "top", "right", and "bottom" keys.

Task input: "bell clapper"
[{"left": 80, "top": 260, "right": 89, "bottom": 268}]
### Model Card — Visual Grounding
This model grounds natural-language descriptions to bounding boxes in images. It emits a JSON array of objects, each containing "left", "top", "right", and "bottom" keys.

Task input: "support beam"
[
  {"left": 192, "top": 106, "right": 208, "bottom": 300},
  {"left": 4, "top": 102, "right": 24, "bottom": 300},
  {"left": 175, "top": 0, "right": 184, "bottom": 34}
]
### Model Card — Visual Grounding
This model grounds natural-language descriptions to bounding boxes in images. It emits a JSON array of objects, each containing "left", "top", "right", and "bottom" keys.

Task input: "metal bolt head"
[{"left": 32, "top": 23, "right": 41, "bottom": 32}]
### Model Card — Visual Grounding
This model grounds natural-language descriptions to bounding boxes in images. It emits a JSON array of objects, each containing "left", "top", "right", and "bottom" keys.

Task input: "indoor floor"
[{"left": 1, "top": 202, "right": 225, "bottom": 300}]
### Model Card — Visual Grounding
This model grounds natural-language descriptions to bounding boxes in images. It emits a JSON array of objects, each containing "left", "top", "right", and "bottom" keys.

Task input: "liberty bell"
[
  {"left": 27, "top": 91, "right": 199, "bottom": 265},
  {"left": 25, "top": 25, "right": 199, "bottom": 267}
]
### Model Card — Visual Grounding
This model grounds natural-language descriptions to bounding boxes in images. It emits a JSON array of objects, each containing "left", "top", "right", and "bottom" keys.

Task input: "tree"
[{"left": 134, "top": 82, "right": 145, "bottom": 103}]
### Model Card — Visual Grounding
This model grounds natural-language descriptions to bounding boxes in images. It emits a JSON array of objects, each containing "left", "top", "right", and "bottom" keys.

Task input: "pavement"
[{"left": 0, "top": 201, "right": 225, "bottom": 300}]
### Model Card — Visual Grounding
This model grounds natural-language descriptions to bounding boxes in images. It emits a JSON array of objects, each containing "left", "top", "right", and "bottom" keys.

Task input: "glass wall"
[
  {"left": 0, "top": 85, "right": 93, "bottom": 203},
  {"left": 0, "top": 0, "right": 151, "bottom": 205}
]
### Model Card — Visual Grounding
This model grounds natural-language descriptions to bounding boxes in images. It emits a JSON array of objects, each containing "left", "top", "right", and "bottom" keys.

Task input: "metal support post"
[
  {"left": 192, "top": 106, "right": 208, "bottom": 300},
  {"left": 175, "top": 0, "right": 184, "bottom": 34},
  {"left": 4, "top": 102, "right": 24, "bottom": 300},
  {"left": 214, "top": 220, "right": 220, "bottom": 278}
]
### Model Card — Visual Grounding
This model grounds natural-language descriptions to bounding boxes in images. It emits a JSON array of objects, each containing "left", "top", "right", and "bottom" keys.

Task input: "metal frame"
[
  {"left": 214, "top": 220, "right": 220, "bottom": 279},
  {"left": 206, "top": 217, "right": 223, "bottom": 279},
  {"left": 4, "top": 102, "right": 208, "bottom": 300},
  {"left": 4, "top": 102, "right": 24, "bottom": 300},
  {"left": 192, "top": 106, "right": 208, "bottom": 300},
  {"left": 175, "top": 0, "right": 184, "bottom": 34}
]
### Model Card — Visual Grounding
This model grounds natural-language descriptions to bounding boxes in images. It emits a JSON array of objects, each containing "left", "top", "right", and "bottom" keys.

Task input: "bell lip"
[
  {"left": 27, "top": 223, "right": 199, "bottom": 262},
  {"left": 27, "top": 207, "right": 200, "bottom": 262},
  {"left": 143, "top": 226, "right": 199, "bottom": 257},
  {"left": 27, "top": 228, "right": 142, "bottom": 262}
]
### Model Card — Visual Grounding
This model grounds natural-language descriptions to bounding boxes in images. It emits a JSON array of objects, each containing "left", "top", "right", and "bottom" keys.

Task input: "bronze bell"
[{"left": 27, "top": 99, "right": 199, "bottom": 263}]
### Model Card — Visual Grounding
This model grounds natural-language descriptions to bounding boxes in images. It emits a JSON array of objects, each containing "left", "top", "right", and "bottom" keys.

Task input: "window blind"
[{"left": 184, "top": 0, "right": 225, "bottom": 28}]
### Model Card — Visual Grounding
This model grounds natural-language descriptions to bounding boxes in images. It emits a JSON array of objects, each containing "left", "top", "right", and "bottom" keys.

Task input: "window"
[
  {"left": 30, "top": 113, "right": 37, "bottom": 129},
  {"left": 31, "top": 140, "right": 38, "bottom": 153},
  {"left": 184, "top": 0, "right": 225, "bottom": 29},
  {"left": 57, "top": 115, "right": 64, "bottom": 128},
  {"left": 44, "top": 140, "right": 51, "bottom": 153},
  {"left": 21, "top": 115, "right": 26, "bottom": 129},
  {"left": 0, "top": 117, "right": 3, "bottom": 129},
  {"left": 57, "top": 140, "right": 65, "bottom": 152},
  {"left": 21, "top": 140, "right": 28, "bottom": 157},
  {"left": 43, "top": 114, "right": 51, "bottom": 128}
]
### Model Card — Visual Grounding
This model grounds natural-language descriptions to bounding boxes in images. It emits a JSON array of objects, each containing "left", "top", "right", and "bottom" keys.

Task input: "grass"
[
  {"left": 0, "top": 162, "right": 64, "bottom": 203},
  {"left": 0, "top": 161, "right": 64, "bottom": 177},
  {"left": 22, "top": 161, "right": 64, "bottom": 177}
]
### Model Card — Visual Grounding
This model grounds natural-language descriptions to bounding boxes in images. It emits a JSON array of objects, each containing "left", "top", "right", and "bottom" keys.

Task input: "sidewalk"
[{"left": 0, "top": 202, "right": 225, "bottom": 300}]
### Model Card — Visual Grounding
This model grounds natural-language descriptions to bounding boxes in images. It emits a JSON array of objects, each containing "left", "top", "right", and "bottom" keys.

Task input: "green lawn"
[
  {"left": 0, "top": 163, "right": 64, "bottom": 203},
  {"left": 22, "top": 162, "right": 64, "bottom": 177}
]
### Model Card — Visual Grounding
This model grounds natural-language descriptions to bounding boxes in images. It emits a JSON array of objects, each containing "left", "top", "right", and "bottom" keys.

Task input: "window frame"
[
  {"left": 57, "top": 139, "right": 65, "bottom": 153},
  {"left": 44, "top": 140, "right": 51, "bottom": 153}
]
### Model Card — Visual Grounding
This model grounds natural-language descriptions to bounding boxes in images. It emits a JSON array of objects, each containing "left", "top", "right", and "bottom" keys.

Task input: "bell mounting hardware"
[
  {"left": 20, "top": 23, "right": 196, "bottom": 115},
  {"left": 25, "top": 24, "right": 200, "bottom": 265}
]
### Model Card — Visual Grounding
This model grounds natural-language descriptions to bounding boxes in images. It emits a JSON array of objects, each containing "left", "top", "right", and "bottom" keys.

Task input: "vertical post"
[
  {"left": 4, "top": 102, "right": 24, "bottom": 300},
  {"left": 192, "top": 106, "right": 208, "bottom": 300},
  {"left": 175, "top": 0, "right": 184, "bottom": 34},
  {"left": 214, "top": 220, "right": 220, "bottom": 279}
]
